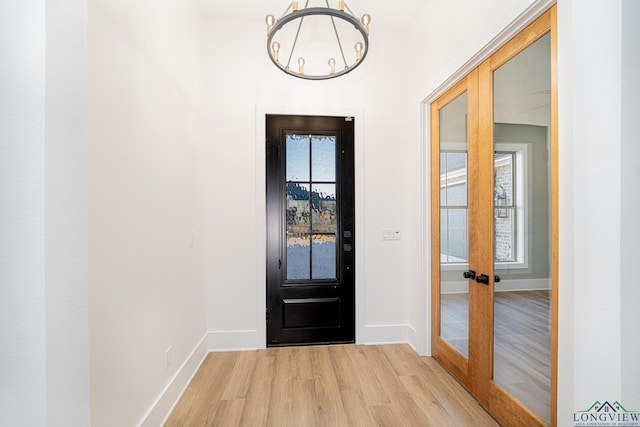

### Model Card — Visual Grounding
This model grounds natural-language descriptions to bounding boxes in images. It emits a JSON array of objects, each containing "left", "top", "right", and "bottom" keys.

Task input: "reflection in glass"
[
  {"left": 287, "top": 183, "right": 311, "bottom": 235},
  {"left": 312, "top": 235, "right": 336, "bottom": 279},
  {"left": 439, "top": 91, "right": 469, "bottom": 358},
  {"left": 494, "top": 152, "right": 516, "bottom": 262},
  {"left": 286, "top": 135, "right": 310, "bottom": 181},
  {"left": 287, "top": 235, "right": 310, "bottom": 280},
  {"left": 311, "top": 184, "right": 336, "bottom": 234},
  {"left": 312, "top": 136, "right": 336, "bottom": 181},
  {"left": 493, "top": 33, "right": 551, "bottom": 424},
  {"left": 285, "top": 134, "right": 338, "bottom": 282}
]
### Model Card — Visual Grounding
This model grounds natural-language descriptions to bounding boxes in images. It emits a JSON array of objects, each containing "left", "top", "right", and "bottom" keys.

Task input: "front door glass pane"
[
  {"left": 439, "top": 91, "right": 469, "bottom": 358},
  {"left": 286, "top": 134, "right": 337, "bottom": 281},
  {"left": 493, "top": 33, "right": 552, "bottom": 424}
]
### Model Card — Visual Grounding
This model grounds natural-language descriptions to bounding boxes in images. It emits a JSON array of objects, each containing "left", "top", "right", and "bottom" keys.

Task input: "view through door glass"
[
  {"left": 439, "top": 91, "right": 470, "bottom": 358},
  {"left": 266, "top": 115, "right": 355, "bottom": 346},
  {"left": 492, "top": 32, "right": 552, "bottom": 424}
]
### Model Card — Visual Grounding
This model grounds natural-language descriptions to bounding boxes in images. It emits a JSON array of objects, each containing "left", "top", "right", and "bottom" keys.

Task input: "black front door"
[{"left": 266, "top": 114, "right": 355, "bottom": 346}]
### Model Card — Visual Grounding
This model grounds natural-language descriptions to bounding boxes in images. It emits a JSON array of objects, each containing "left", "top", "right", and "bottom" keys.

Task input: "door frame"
[
  {"left": 421, "top": 2, "right": 558, "bottom": 426},
  {"left": 255, "top": 106, "right": 365, "bottom": 349}
]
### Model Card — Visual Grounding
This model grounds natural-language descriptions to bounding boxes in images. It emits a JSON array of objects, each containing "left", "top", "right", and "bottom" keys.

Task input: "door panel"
[
  {"left": 431, "top": 72, "right": 477, "bottom": 392},
  {"left": 483, "top": 22, "right": 553, "bottom": 427},
  {"left": 431, "top": 6, "right": 557, "bottom": 426},
  {"left": 266, "top": 115, "right": 354, "bottom": 346}
]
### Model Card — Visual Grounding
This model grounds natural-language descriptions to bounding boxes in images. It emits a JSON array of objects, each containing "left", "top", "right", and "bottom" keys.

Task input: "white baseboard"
[
  {"left": 442, "top": 278, "right": 551, "bottom": 294},
  {"left": 207, "top": 329, "right": 260, "bottom": 352},
  {"left": 361, "top": 324, "right": 412, "bottom": 345},
  {"left": 138, "top": 333, "right": 208, "bottom": 427}
]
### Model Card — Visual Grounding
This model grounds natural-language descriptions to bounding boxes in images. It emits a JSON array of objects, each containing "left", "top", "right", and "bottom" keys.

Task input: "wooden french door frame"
[{"left": 430, "top": 6, "right": 558, "bottom": 426}]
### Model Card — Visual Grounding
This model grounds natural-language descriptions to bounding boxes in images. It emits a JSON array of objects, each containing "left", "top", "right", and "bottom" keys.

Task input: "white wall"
[
  {"left": 565, "top": 0, "right": 624, "bottom": 412},
  {"left": 201, "top": 18, "right": 417, "bottom": 348},
  {"left": 45, "top": 0, "right": 91, "bottom": 425},
  {"left": 1, "top": 1, "right": 90, "bottom": 426},
  {"left": 410, "top": 0, "right": 640, "bottom": 424},
  {"left": 620, "top": 0, "right": 640, "bottom": 411},
  {"left": 0, "top": 2, "right": 47, "bottom": 424},
  {"left": 88, "top": 0, "right": 208, "bottom": 425}
]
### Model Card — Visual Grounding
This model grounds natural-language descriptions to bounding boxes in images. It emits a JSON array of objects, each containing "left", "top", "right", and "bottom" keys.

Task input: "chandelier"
[{"left": 265, "top": 1, "right": 371, "bottom": 80}]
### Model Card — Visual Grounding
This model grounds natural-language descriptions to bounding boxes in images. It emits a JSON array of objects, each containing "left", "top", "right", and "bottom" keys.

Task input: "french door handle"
[
  {"left": 463, "top": 270, "right": 476, "bottom": 280},
  {"left": 475, "top": 274, "right": 490, "bottom": 285}
]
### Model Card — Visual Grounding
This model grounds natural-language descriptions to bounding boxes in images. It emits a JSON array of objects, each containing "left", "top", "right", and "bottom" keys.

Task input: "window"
[
  {"left": 440, "top": 143, "right": 528, "bottom": 268},
  {"left": 440, "top": 150, "right": 468, "bottom": 264}
]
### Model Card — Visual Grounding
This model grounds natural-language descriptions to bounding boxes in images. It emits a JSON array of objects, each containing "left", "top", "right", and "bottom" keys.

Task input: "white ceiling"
[{"left": 203, "top": 0, "right": 427, "bottom": 31}]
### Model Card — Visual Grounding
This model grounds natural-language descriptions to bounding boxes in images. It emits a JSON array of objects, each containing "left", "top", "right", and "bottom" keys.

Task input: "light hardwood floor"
[
  {"left": 165, "top": 344, "right": 499, "bottom": 426},
  {"left": 441, "top": 290, "right": 552, "bottom": 424}
]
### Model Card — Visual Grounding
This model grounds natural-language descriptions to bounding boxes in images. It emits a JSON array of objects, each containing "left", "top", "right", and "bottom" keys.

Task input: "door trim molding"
[
  {"left": 255, "top": 105, "right": 365, "bottom": 349},
  {"left": 420, "top": 0, "right": 556, "bottom": 107}
]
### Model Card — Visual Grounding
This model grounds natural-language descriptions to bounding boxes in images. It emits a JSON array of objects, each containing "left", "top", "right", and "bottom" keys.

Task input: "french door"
[{"left": 431, "top": 7, "right": 557, "bottom": 426}]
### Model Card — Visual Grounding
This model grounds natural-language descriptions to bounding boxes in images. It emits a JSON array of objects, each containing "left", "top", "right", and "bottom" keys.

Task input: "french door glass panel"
[
  {"left": 439, "top": 91, "right": 469, "bottom": 358},
  {"left": 286, "top": 134, "right": 337, "bottom": 282},
  {"left": 492, "top": 33, "right": 552, "bottom": 424}
]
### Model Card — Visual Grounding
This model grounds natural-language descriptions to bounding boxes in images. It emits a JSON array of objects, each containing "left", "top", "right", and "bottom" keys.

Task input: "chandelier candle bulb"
[
  {"left": 338, "top": 0, "right": 345, "bottom": 11},
  {"left": 292, "top": 0, "right": 299, "bottom": 11},
  {"left": 361, "top": 14, "right": 371, "bottom": 35},
  {"left": 328, "top": 58, "right": 336, "bottom": 74},
  {"left": 265, "top": 14, "right": 275, "bottom": 34},
  {"left": 272, "top": 41, "right": 281, "bottom": 61},
  {"left": 298, "top": 57, "right": 305, "bottom": 74},
  {"left": 355, "top": 42, "right": 363, "bottom": 61}
]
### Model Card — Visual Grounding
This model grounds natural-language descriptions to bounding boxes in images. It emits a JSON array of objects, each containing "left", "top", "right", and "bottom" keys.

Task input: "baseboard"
[
  {"left": 361, "top": 324, "right": 412, "bottom": 345},
  {"left": 138, "top": 333, "right": 208, "bottom": 427},
  {"left": 495, "top": 278, "right": 551, "bottom": 292},
  {"left": 442, "top": 278, "right": 551, "bottom": 294},
  {"left": 207, "top": 329, "right": 259, "bottom": 352}
]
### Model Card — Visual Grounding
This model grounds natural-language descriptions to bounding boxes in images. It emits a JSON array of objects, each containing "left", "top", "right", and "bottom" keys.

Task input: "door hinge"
[
  {"left": 266, "top": 307, "right": 271, "bottom": 322},
  {"left": 345, "top": 116, "right": 353, "bottom": 122}
]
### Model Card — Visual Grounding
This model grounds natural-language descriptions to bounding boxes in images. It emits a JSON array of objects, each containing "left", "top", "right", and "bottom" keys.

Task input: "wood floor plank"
[
  {"left": 328, "top": 344, "right": 361, "bottom": 392},
  {"left": 165, "top": 344, "right": 499, "bottom": 427},
  {"left": 165, "top": 352, "right": 238, "bottom": 427},
  {"left": 309, "top": 346, "right": 349, "bottom": 427},
  {"left": 345, "top": 345, "right": 390, "bottom": 407},
  {"left": 237, "top": 352, "right": 274, "bottom": 427},
  {"left": 265, "top": 347, "right": 294, "bottom": 427},
  {"left": 221, "top": 350, "right": 258, "bottom": 401},
  {"left": 339, "top": 389, "right": 377, "bottom": 427}
]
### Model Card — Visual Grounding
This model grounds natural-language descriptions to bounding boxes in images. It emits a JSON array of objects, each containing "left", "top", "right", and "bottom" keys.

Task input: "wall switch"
[
  {"left": 382, "top": 228, "right": 401, "bottom": 240},
  {"left": 165, "top": 346, "right": 172, "bottom": 369}
]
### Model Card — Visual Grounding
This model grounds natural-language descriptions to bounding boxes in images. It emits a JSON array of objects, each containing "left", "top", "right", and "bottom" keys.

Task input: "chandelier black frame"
[{"left": 266, "top": 1, "right": 371, "bottom": 80}]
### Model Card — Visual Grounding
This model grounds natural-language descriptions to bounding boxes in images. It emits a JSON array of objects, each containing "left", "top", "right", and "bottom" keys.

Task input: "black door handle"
[
  {"left": 463, "top": 270, "right": 476, "bottom": 280},
  {"left": 475, "top": 274, "right": 490, "bottom": 285},
  {"left": 494, "top": 275, "right": 501, "bottom": 283}
]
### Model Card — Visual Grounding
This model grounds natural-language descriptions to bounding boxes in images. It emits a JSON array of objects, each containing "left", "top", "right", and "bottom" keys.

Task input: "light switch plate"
[{"left": 382, "top": 228, "right": 401, "bottom": 240}]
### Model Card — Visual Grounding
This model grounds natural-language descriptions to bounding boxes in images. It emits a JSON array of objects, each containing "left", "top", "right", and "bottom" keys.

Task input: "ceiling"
[{"left": 203, "top": 0, "right": 427, "bottom": 31}]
